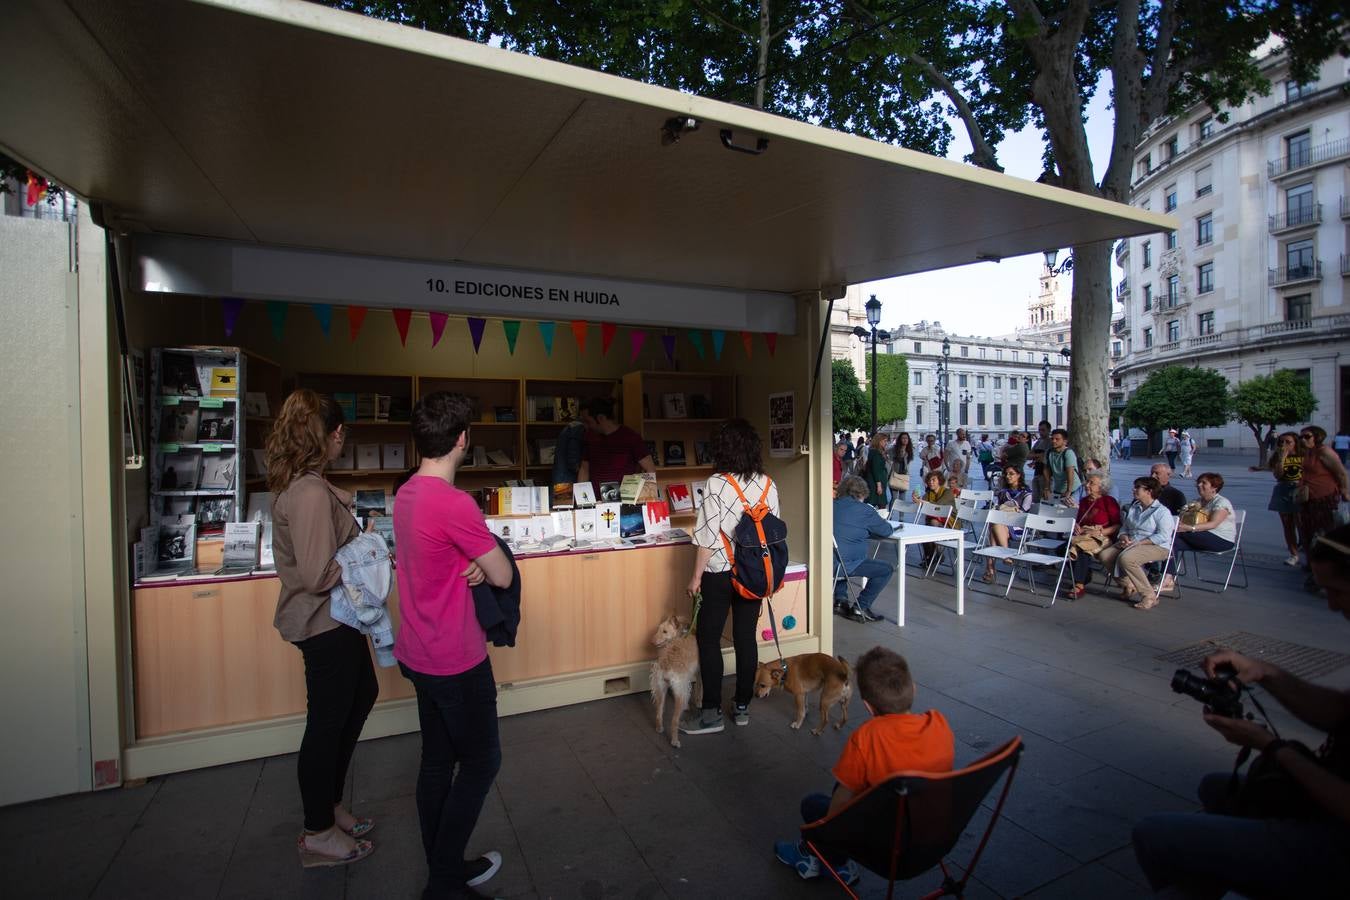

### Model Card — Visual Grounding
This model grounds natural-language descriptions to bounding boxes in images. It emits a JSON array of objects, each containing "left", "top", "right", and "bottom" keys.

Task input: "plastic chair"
[
  {"left": 801, "top": 736, "right": 1024, "bottom": 900},
  {"left": 1006, "top": 514, "right": 1075, "bottom": 606},
  {"left": 967, "top": 510, "right": 1026, "bottom": 586},
  {"left": 1174, "top": 509, "right": 1249, "bottom": 592}
]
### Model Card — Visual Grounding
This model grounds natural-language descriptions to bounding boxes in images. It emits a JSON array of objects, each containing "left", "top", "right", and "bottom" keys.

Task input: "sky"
[{"left": 861, "top": 77, "right": 1120, "bottom": 338}]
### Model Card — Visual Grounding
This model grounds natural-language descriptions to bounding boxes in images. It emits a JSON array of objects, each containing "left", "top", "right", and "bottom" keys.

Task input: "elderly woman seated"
[
  {"left": 1068, "top": 472, "right": 1122, "bottom": 599},
  {"left": 1097, "top": 476, "right": 1176, "bottom": 610},
  {"left": 832, "top": 475, "right": 896, "bottom": 623}
]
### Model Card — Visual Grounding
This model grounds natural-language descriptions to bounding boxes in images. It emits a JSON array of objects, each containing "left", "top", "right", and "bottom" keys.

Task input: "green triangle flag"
[
  {"left": 266, "top": 301, "right": 288, "bottom": 341},
  {"left": 503, "top": 320, "right": 521, "bottom": 354},
  {"left": 538, "top": 321, "right": 555, "bottom": 356},
  {"left": 687, "top": 330, "right": 705, "bottom": 359}
]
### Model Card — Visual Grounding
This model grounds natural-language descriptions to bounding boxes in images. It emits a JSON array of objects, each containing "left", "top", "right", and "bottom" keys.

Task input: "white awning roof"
[{"left": 0, "top": 0, "right": 1171, "bottom": 296}]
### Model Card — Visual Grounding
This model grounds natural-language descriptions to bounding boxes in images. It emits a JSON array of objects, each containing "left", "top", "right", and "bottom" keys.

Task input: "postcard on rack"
[
  {"left": 596, "top": 502, "right": 622, "bottom": 541},
  {"left": 243, "top": 391, "right": 270, "bottom": 417},
  {"left": 246, "top": 491, "right": 273, "bottom": 522},
  {"left": 619, "top": 503, "right": 646, "bottom": 538},
  {"left": 160, "top": 449, "right": 202, "bottom": 491},
  {"left": 249, "top": 449, "right": 269, "bottom": 477},
  {"left": 197, "top": 409, "right": 234, "bottom": 442},
  {"left": 356, "top": 443, "right": 381, "bottom": 470},
  {"left": 572, "top": 507, "right": 598, "bottom": 542},
  {"left": 158, "top": 406, "right": 200, "bottom": 443},
  {"left": 195, "top": 497, "right": 233, "bottom": 534},
  {"left": 159, "top": 352, "right": 202, "bottom": 396},
  {"left": 217, "top": 521, "right": 260, "bottom": 575},
  {"left": 382, "top": 443, "right": 406, "bottom": 470},
  {"left": 572, "top": 481, "right": 596, "bottom": 507},
  {"left": 209, "top": 367, "right": 239, "bottom": 397},
  {"left": 199, "top": 451, "right": 237, "bottom": 490},
  {"left": 666, "top": 483, "right": 693, "bottom": 513}
]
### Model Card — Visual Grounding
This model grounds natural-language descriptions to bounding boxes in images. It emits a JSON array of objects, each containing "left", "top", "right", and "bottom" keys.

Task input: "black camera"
[{"left": 1171, "top": 663, "right": 1245, "bottom": 719}]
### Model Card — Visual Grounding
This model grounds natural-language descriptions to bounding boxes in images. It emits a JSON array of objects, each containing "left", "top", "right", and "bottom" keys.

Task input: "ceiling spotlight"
[{"left": 661, "top": 116, "right": 700, "bottom": 146}]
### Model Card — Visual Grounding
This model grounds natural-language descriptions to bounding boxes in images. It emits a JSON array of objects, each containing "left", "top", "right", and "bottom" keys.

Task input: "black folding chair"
[{"left": 801, "top": 737, "right": 1024, "bottom": 900}]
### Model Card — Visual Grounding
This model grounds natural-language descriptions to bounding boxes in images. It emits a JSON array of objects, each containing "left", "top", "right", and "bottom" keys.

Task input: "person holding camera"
[{"left": 1132, "top": 523, "right": 1350, "bottom": 897}]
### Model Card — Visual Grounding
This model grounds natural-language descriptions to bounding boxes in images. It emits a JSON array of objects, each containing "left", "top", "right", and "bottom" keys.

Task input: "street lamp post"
[
  {"left": 940, "top": 337, "right": 951, "bottom": 445},
  {"left": 1022, "top": 376, "right": 1032, "bottom": 431},
  {"left": 852, "top": 295, "right": 890, "bottom": 436},
  {"left": 1053, "top": 393, "right": 1063, "bottom": 427},
  {"left": 1041, "top": 354, "right": 1051, "bottom": 425}
]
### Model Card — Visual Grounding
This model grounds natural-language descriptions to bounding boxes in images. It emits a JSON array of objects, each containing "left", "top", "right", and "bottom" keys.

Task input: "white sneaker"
[{"left": 1285, "top": 555, "right": 1300, "bottom": 567}]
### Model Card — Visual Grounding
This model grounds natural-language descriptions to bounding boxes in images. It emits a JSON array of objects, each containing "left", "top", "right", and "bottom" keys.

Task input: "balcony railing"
[
  {"left": 1116, "top": 312, "right": 1350, "bottom": 368},
  {"left": 1269, "top": 203, "right": 1322, "bottom": 233},
  {"left": 1111, "top": 318, "right": 1129, "bottom": 336},
  {"left": 1342, "top": 196, "right": 1350, "bottom": 220},
  {"left": 1268, "top": 261, "right": 1324, "bottom": 286},
  {"left": 1188, "top": 333, "right": 1222, "bottom": 349},
  {"left": 1268, "top": 137, "right": 1350, "bottom": 178},
  {"left": 1343, "top": 253, "right": 1350, "bottom": 277},
  {"left": 1116, "top": 279, "right": 1130, "bottom": 299},
  {"left": 1115, "top": 240, "right": 1130, "bottom": 265}
]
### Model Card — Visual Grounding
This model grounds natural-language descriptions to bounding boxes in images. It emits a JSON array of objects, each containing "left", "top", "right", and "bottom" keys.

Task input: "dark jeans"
[
  {"left": 801, "top": 791, "right": 846, "bottom": 866},
  {"left": 695, "top": 571, "right": 761, "bottom": 710},
  {"left": 401, "top": 657, "right": 503, "bottom": 897},
  {"left": 1133, "top": 772, "right": 1350, "bottom": 897},
  {"left": 1176, "top": 531, "right": 1235, "bottom": 553},
  {"left": 834, "top": 558, "right": 895, "bottom": 612},
  {"left": 1165, "top": 451, "right": 1178, "bottom": 469},
  {"left": 1070, "top": 551, "right": 1098, "bottom": 586},
  {"left": 295, "top": 624, "right": 379, "bottom": 832}
]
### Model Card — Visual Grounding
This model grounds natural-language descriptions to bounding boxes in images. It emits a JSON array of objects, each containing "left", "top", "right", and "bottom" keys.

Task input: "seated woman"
[
  {"left": 1068, "top": 472, "right": 1122, "bottom": 599},
  {"left": 1175, "top": 472, "right": 1236, "bottom": 554},
  {"left": 1097, "top": 477, "right": 1176, "bottom": 609},
  {"left": 982, "top": 465, "right": 1034, "bottom": 583},
  {"left": 911, "top": 470, "right": 954, "bottom": 564}
]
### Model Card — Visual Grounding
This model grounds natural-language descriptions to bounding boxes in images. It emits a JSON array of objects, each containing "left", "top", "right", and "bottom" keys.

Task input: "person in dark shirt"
[
  {"left": 1149, "top": 462, "right": 1186, "bottom": 515},
  {"left": 575, "top": 397, "right": 655, "bottom": 489},
  {"left": 832, "top": 476, "right": 895, "bottom": 622}
]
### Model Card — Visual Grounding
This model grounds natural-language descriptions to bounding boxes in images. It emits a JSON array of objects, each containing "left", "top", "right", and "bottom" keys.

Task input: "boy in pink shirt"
[{"left": 394, "top": 391, "right": 513, "bottom": 899}]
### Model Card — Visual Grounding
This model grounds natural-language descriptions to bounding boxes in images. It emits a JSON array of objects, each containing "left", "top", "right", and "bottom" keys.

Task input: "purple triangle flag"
[
  {"left": 221, "top": 298, "right": 243, "bottom": 337},
  {"left": 467, "top": 317, "right": 487, "bottom": 353},
  {"left": 661, "top": 334, "right": 676, "bottom": 363}
]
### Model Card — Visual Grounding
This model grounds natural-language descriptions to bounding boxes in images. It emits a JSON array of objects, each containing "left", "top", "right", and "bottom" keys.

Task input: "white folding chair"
[
  {"left": 831, "top": 537, "right": 863, "bottom": 613},
  {"left": 1006, "top": 513, "right": 1075, "bottom": 606},
  {"left": 929, "top": 500, "right": 989, "bottom": 578},
  {"left": 968, "top": 510, "right": 1027, "bottom": 586},
  {"left": 1024, "top": 511, "right": 1076, "bottom": 554},
  {"left": 961, "top": 489, "right": 994, "bottom": 508},
  {"left": 907, "top": 501, "right": 953, "bottom": 569},
  {"left": 1174, "top": 510, "right": 1249, "bottom": 592}
]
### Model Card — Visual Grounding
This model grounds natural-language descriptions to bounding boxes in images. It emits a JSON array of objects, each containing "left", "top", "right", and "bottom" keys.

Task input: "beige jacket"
[{"left": 272, "top": 471, "right": 359, "bottom": 642}]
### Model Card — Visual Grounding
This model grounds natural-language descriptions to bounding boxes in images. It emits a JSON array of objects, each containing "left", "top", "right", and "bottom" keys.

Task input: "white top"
[
  {"left": 944, "top": 439, "right": 973, "bottom": 467},
  {"left": 1203, "top": 494, "right": 1237, "bottom": 543},
  {"left": 693, "top": 472, "right": 780, "bottom": 573}
]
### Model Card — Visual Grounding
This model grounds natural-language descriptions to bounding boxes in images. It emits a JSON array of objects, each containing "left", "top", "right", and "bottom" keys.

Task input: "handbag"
[
  {"left": 888, "top": 463, "right": 909, "bottom": 492},
  {"left": 1179, "top": 502, "right": 1210, "bottom": 526}
]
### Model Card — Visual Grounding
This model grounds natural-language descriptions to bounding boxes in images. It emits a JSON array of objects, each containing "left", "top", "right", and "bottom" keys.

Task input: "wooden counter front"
[{"left": 132, "top": 545, "right": 808, "bottom": 739}]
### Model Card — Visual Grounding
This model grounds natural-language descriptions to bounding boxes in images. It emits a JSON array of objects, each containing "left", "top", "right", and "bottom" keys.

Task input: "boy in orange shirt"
[{"left": 774, "top": 646, "right": 955, "bottom": 883}]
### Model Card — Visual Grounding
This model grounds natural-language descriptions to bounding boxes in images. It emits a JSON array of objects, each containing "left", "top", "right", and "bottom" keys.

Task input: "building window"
[
  {"left": 1287, "top": 130, "right": 1311, "bottom": 169},
  {"left": 915, "top": 404, "right": 923, "bottom": 425},
  {"left": 1112, "top": 340, "right": 1123, "bottom": 357},
  {"left": 976, "top": 403, "right": 986, "bottom": 426},
  {"left": 1162, "top": 134, "right": 1179, "bottom": 161},
  {"left": 995, "top": 348, "right": 1003, "bottom": 361},
  {"left": 978, "top": 346, "right": 987, "bottom": 358},
  {"left": 976, "top": 375, "right": 986, "bottom": 388},
  {"left": 1286, "top": 238, "right": 1315, "bottom": 278},
  {"left": 914, "top": 370, "right": 923, "bottom": 385},
  {"left": 1167, "top": 319, "right": 1180, "bottom": 343},
  {"left": 1286, "top": 183, "right": 1314, "bottom": 226},
  {"left": 1285, "top": 293, "right": 1312, "bottom": 322},
  {"left": 1198, "top": 311, "right": 1215, "bottom": 335},
  {"left": 1195, "top": 164, "right": 1213, "bottom": 198},
  {"left": 1197, "top": 261, "right": 1214, "bottom": 294},
  {"left": 1285, "top": 79, "right": 1314, "bottom": 102},
  {"left": 1142, "top": 240, "right": 1152, "bottom": 269},
  {"left": 1143, "top": 327, "right": 1153, "bottom": 348},
  {"left": 1054, "top": 379, "right": 1064, "bottom": 392},
  {"left": 960, "top": 345, "right": 969, "bottom": 357},
  {"left": 1167, "top": 274, "right": 1180, "bottom": 306},
  {"left": 1010, "top": 403, "right": 1018, "bottom": 426},
  {"left": 958, "top": 373, "right": 968, "bottom": 388},
  {"left": 1197, "top": 116, "right": 1214, "bottom": 140},
  {"left": 994, "top": 404, "right": 1003, "bottom": 426},
  {"left": 1011, "top": 350, "right": 1018, "bottom": 361},
  {"left": 913, "top": 341, "right": 922, "bottom": 353},
  {"left": 1164, "top": 184, "right": 1178, "bottom": 212},
  {"left": 959, "top": 401, "right": 969, "bottom": 424},
  {"left": 1137, "top": 154, "right": 1152, "bottom": 178},
  {"left": 1196, "top": 213, "right": 1213, "bottom": 246},
  {"left": 1166, "top": 230, "right": 1178, "bottom": 250},
  {"left": 1143, "top": 283, "right": 1153, "bottom": 311},
  {"left": 993, "top": 376, "right": 1002, "bottom": 389}
]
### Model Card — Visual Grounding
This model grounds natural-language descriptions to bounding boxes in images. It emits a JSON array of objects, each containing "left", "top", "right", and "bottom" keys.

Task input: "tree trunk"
[
  {"left": 1067, "top": 240, "right": 1112, "bottom": 471},
  {"left": 754, "top": 0, "right": 770, "bottom": 110},
  {"left": 1248, "top": 423, "right": 1269, "bottom": 469}
]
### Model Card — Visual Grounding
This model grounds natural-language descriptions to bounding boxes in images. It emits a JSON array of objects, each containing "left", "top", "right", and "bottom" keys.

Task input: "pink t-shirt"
[{"left": 393, "top": 475, "right": 497, "bottom": 676}]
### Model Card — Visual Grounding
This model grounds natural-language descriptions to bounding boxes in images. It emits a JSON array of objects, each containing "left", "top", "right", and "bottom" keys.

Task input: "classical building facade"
[{"left": 1113, "top": 46, "right": 1350, "bottom": 449}]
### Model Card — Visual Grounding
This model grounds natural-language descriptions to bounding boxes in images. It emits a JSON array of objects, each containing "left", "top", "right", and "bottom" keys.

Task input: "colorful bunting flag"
[
  {"left": 661, "top": 334, "right": 676, "bottom": 363},
  {"left": 687, "top": 330, "right": 706, "bottom": 359},
  {"left": 711, "top": 330, "right": 726, "bottom": 360},
  {"left": 429, "top": 312, "right": 449, "bottom": 347},
  {"left": 265, "top": 301, "right": 288, "bottom": 341},
  {"left": 347, "top": 306, "right": 368, "bottom": 342},
  {"left": 221, "top": 298, "right": 243, "bottom": 338},
  {"left": 538, "top": 321, "right": 556, "bottom": 356},
  {"left": 765, "top": 332, "right": 778, "bottom": 356},
  {"left": 571, "top": 321, "right": 588, "bottom": 354},
  {"left": 467, "top": 317, "right": 487, "bottom": 352},
  {"left": 503, "top": 320, "right": 521, "bottom": 354},
  {"left": 25, "top": 171, "right": 47, "bottom": 206},
  {"left": 601, "top": 322, "right": 618, "bottom": 355},
  {"left": 740, "top": 331, "right": 754, "bottom": 358},
  {"left": 392, "top": 309, "right": 412, "bottom": 346},
  {"left": 312, "top": 304, "right": 332, "bottom": 338},
  {"left": 629, "top": 330, "right": 646, "bottom": 363}
]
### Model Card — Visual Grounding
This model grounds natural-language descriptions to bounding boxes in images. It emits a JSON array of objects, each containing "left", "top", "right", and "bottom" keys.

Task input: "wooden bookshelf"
[{"left": 622, "top": 370, "right": 734, "bottom": 506}]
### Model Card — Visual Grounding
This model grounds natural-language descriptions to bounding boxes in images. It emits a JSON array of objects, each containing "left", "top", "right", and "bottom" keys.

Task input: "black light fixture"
[
  {"left": 854, "top": 295, "right": 891, "bottom": 434},
  {"left": 1022, "top": 376, "right": 1033, "bottom": 430},
  {"left": 1041, "top": 354, "right": 1051, "bottom": 424},
  {"left": 1044, "top": 248, "right": 1074, "bottom": 276},
  {"left": 940, "top": 337, "right": 952, "bottom": 444},
  {"left": 661, "top": 116, "right": 700, "bottom": 146}
]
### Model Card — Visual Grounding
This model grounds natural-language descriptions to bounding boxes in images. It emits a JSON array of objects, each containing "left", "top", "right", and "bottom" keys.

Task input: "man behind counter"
[{"left": 576, "top": 397, "right": 656, "bottom": 489}]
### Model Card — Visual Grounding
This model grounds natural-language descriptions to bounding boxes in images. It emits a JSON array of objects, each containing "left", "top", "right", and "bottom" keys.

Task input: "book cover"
[
  {"left": 573, "top": 507, "right": 598, "bottom": 541},
  {"left": 199, "top": 451, "right": 237, "bottom": 490},
  {"left": 691, "top": 480, "right": 709, "bottom": 506},
  {"left": 369, "top": 515, "right": 396, "bottom": 553},
  {"left": 663, "top": 440, "right": 687, "bottom": 466},
  {"left": 382, "top": 443, "right": 406, "bottom": 470},
  {"left": 537, "top": 439, "right": 557, "bottom": 465},
  {"left": 485, "top": 518, "right": 515, "bottom": 544},
  {"left": 557, "top": 396, "right": 580, "bottom": 421},
  {"left": 195, "top": 497, "right": 233, "bottom": 533},
  {"left": 661, "top": 392, "right": 687, "bottom": 418},
  {"left": 333, "top": 441, "right": 355, "bottom": 471},
  {"left": 161, "top": 495, "right": 194, "bottom": 517},
  {"left": 356, "top": 444, "right": 381, "bottom": 470},
  {"left": 196, "top": 410, "right": 234, "bottom": 442},
  {"left": 334, "top": 392, "right": 357, "bottom": 422},
  {"left": 243, "top": 391, "right": 270, "bottom": 417},
  {"left": 156, "top": 516, "right": 196, "bottom": 571},
  {"left": 494, "top": 405, "right": 517, "bottom": 422},
  {"left": 598, "top": 481, "right": 621, "bottom": 503},
  {"left": 250, "top": 449, "right": 269, "bottom": 476},
  {"left": 259, "top": 521, "right": 275, "bottom": 569},
  {"left": 694, "top": 441, "right": 712, "bottom": 465},
  {"left": 532, "top": 514, "right": 555, "bottom": 540},
  {"left": 535, "top": 486, "right": 549, "bottom": 514},
  {"left": 210, "top": 367, "right": 239, "bottom": 397},
  {"left": 645, "top": 440, "right": 659, "bottom": 464},
  {"left": 510, "top": 487, "right": 534, "bottom": 515},
  {"left": 573, "top": 481, "right": 596, "bottom": 507},
  {"left": 617, "top": 472, "right": 658, "bottom": 503},
  {"left": 158, "top": 406, "right": 200, "bottom": 443},
  {"left": 486, "top": 448, "right": 514, "bottom": 467},
  {"left": 596, "top": 502, "right": 622, "bottom": 540},
  {"left": 666, "top": 483, "right": 693, "bottom": 512},
  {"left": 468, "top": 445, "right": 489, "bottom": 468},
  {"left": 160, "top": 449, "right": 202, "bottom": 491},
  {"left": 355, "top": 489, "right": 387, "bottom": 516},
  {"left": 552, "top": 509, "right": 575, "bottom": 538},
  {"left": 218, "top": 521, "right": 260, "bottom": 573},
  {"left": 246, "top": 491, "right": 273, "bottom": 522},
  {"left": 619, "top": 503, "right": 646, "bottom": 538},
  {"left": 159, "top": 352, "right": 201, "bottom": 396},
  {"left": 643, "top": 500, "right": 671, "bottom": 533},
  {"left": 551, "top": 482, "right": 574, "bottom": 508}
]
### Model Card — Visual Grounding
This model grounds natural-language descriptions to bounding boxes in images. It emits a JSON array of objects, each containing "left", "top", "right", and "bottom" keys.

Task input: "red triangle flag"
[
  {"left": 392, "top": 309, "right": 412, "bottom": 346},
  {"left": 740, "top": 330, "right": 754, "bottom": 358},
  {"left": 347, "top": 306, "right": 368, "bottom": 341},
  {"left": 601, "top": 322, "right": 618, "bottom": 355},
  {"left": 765, "top": 332, "right": 778, "bottom": 356},
  {"left": 571, "top": 321, "right": 589, "bottom": 354}
]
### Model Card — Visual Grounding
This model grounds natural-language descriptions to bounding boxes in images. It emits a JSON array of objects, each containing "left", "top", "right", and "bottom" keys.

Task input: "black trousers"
[
  {"left": 695, "top": 571, "right": 762, "bottom": 710},
  {"left": 294, "top": 624, "right": 379, "bottom": 831}
]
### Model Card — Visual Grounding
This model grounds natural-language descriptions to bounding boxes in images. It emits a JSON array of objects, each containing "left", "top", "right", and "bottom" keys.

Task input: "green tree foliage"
[
  {"left": 1230, "top": 370, "right": 1318, "bottom": 468},
  {"left": 831, "top": 358, "right": 869, "bottom": 433},
  {"left": 865, "top": 353, "right": 909, "bottom": 429},
  {"left": 1123, "top": 365, "right": 1229, "bottom": 451}
]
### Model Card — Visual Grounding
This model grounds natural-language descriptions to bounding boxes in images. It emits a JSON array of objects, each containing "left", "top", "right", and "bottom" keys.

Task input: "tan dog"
[
  {"left": 754, "top": 653, "right": 852, "bottom": 736},
  {"left": 649, "top": 613, "right": 701, "bottom": 747}
]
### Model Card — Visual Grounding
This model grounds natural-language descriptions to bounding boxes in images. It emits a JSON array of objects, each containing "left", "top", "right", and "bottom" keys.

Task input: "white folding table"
[{"left": 871, "top": 523, "right": 965, "bottom": 627}]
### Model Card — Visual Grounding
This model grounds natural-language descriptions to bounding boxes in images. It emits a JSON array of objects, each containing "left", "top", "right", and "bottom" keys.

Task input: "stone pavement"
[{"left": 5, "top": 453, "right": 1346, "bottom": 899}]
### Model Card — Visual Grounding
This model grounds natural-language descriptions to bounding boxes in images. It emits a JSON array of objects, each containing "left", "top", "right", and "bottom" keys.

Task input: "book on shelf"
[
  {"left": 155, "top": 516, "right": 197, "bottom": 572},
  {"left": 598, "top": 481, "right": 621, "bottom": 503},
  {"left": 557, "top": 396, "right": 580, "bottom": 422},
  {"left": 159, "top": 352, "right": 202, "bottom": 396},
  {"left": 689, "top": 394, "right": 713, "bottom": 418},
  {"left": 161, "top": 495, "right": 194, "bottom": 517},
  {"left": 355, "top": 489, "right": 387, "bottom": 516},
  {"left": 243, "top": 391, "right": 270, "bottom": 417},
  {"left": 493, "top": 406, "right": 517, "bottom": 423},
  {"left": 356, "top": 444, "right": 381, "bottom": 470},
  {"left": 258, "top": 520, "right": 275, "bottom": 570},
  {"left": 196, "top": 409, "right": 234, "bottom": 442},
  {"left": 596, "top": 502, "right": 622, "bottom": 541},
  {"left": 249, "top": 449, "right": 269, "bottom": 477},
  {"left": 334, "top": 392, "right": 357, "bottom": 422},
  {"left": 195, "top": 497, "right": 233, "bottom": 534},
  {"left": 661, "top": 393, "right": 687, "bottom": 418},
  {"left": 467, "top": 445, "right": 489, "bottom": 468},
  {"left": 199, "top": 451, "right": 237, "bottom": 490},
  {"left": 666, "top": 483, "right": 693, "bottom": 513},
  {"left": 158, "top": 405, "right": 200, "bottom": 443},
  {"left": 160, "top": 449, "right": 202, "bottom": 491},
  {"left": 382, "top": 443, "right": 406, "bottom": 470},
  {"left": 572, "top": 481, "right": 596, "bottom": 507},
  {"left": 377, "top": 395, "right": 391, "bottom": 421},
  {"left": 486, "top": 448, "right": 514, "bottom": 467},
  {"left": 694, "top": 441, "right": 712, "bottom": 465},
  {"left": 356, "top": 392, "right": 379, "bottom": 420},
  {"left": 526, "top": 396, "right": 554, "bottom": 422},
  {"left": 536, "top": 439, "right": 557, "bottom": 466},
  {"left": 333, "top": 441, "right": 355, "bottom": 471},
  {"left": 619, "top": 473, "right": 658, "bottom": 503},
  {"left": 551, "top": 482, "right": 574, "bottom": 508},
  {"left": 573, "top": 507, "right": 598, "bottom": 541},
  {"left": 645, "top": 441, "right": 659, "bottom": 465},
  {"left": 619, "top": 503, "right": 646, "bottom": 538},
  {"left": 643, "top": 500, "right": 671, "bottom": 533},
  {"left": 216, "top": 521, "right": 260, "bottom": 575},
  {"left": 691, "top": 480, "right": 709, "bottom": 506},
  {"left": 246, "top": 492, "right": 273, "bottom": 522},
  {"left": 368, "top": 515, "right": 395, "bottom": 553},
  {"left": 663, "top": 440, "right": 686, "bottom": 466},
  {"left": 209, "top": 367, "right": 238, "bottom": 397}
]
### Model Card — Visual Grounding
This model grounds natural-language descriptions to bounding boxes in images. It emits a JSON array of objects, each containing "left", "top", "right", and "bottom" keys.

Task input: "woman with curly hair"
[
  {"left": 682, "top": 418, "right": 780, "bottom": 735},
  {"left": 1268, "top": 431, "right": 1303, "bottom": 566},
  {"left": 1297, "top": 426, "right": 1350, "bottom": 590},
  {"left": 266, "top": 389, "right": 377, "bottom": 867}
]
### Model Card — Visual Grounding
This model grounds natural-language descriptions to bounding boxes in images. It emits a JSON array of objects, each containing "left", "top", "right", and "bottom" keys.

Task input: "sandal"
[
  {"left": 981, "top": 570, "right": 995, "bottom": 584},
  {"left": 1132, "top": 596, "right": 1159, "bottom": 610},
  {"left": 342, "top": 818, "right": 375, "bottom": 838},
  {"left": 297, "top": 834, "right": 375, "bottom": 869},
  {"left": 1070, "top": 585, "right": 1086, "bottom": 600}
]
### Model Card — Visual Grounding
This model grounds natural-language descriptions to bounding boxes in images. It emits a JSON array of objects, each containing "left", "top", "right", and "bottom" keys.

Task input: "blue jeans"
[
  {"left": 834, "top": 558, "right": 895, "bottom": 612},
  {"left": 1133, "top": 773, "right": 1350, "bottom": 897},
  {"left": 800, "top": 791, "right": 846, "bottom": 865},
  {"left": 401, "top": 657, "right": 502, "bottom": 897}
]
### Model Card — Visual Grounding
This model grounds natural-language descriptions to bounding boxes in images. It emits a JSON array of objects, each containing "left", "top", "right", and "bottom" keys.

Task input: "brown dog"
[
  {"left": 754, "top": 653, "right": 852, "bottom": 736},
  {"left": 649, "top": 613, "right": 701, "bottom": 747}
]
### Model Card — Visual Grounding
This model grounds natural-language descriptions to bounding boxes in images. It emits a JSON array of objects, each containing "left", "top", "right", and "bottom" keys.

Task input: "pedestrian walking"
[
  {"left": 1163, "top": 429, "right": 1180, "bottom": 471},
  {"left": 1179, "top": 431, "right": 1195, "bottom": 478},
  {"left": 1268, "top": 431, "right": 1303, "bottom": 566}
]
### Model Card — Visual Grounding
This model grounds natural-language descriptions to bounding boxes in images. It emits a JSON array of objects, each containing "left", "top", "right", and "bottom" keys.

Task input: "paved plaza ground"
[{"left": 5, "top": 455, "right": 1347, "bottom": 899}]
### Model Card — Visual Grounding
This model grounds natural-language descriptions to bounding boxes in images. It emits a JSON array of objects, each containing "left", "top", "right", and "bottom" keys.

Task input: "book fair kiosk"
[{"left": 0, "top": 0, "right": 1169, "bottom": 802}]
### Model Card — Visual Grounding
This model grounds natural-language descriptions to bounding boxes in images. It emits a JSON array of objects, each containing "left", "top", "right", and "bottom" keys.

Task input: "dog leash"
[
  {"left": 684, "top": 592, "right": 702, "bottom": 637},
  {"left": 765, "top": 595, "right": 788, "bottom": 676}
]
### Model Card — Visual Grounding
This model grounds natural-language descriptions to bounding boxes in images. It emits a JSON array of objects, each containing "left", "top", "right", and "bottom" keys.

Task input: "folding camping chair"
[
  {"left": 800, "top": 736, "right": 1024, "bottom": 900},
  {"left": 1005, "top": 513, "right": 1075, "bottom": 606},
  {"left": 1174, "top": 509, "right": 1249, "bottom": 592}
]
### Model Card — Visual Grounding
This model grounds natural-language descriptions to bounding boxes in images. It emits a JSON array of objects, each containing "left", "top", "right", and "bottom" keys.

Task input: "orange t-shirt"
[{"left": 832, "top": 710, "right": 955, "bottom": 794}]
